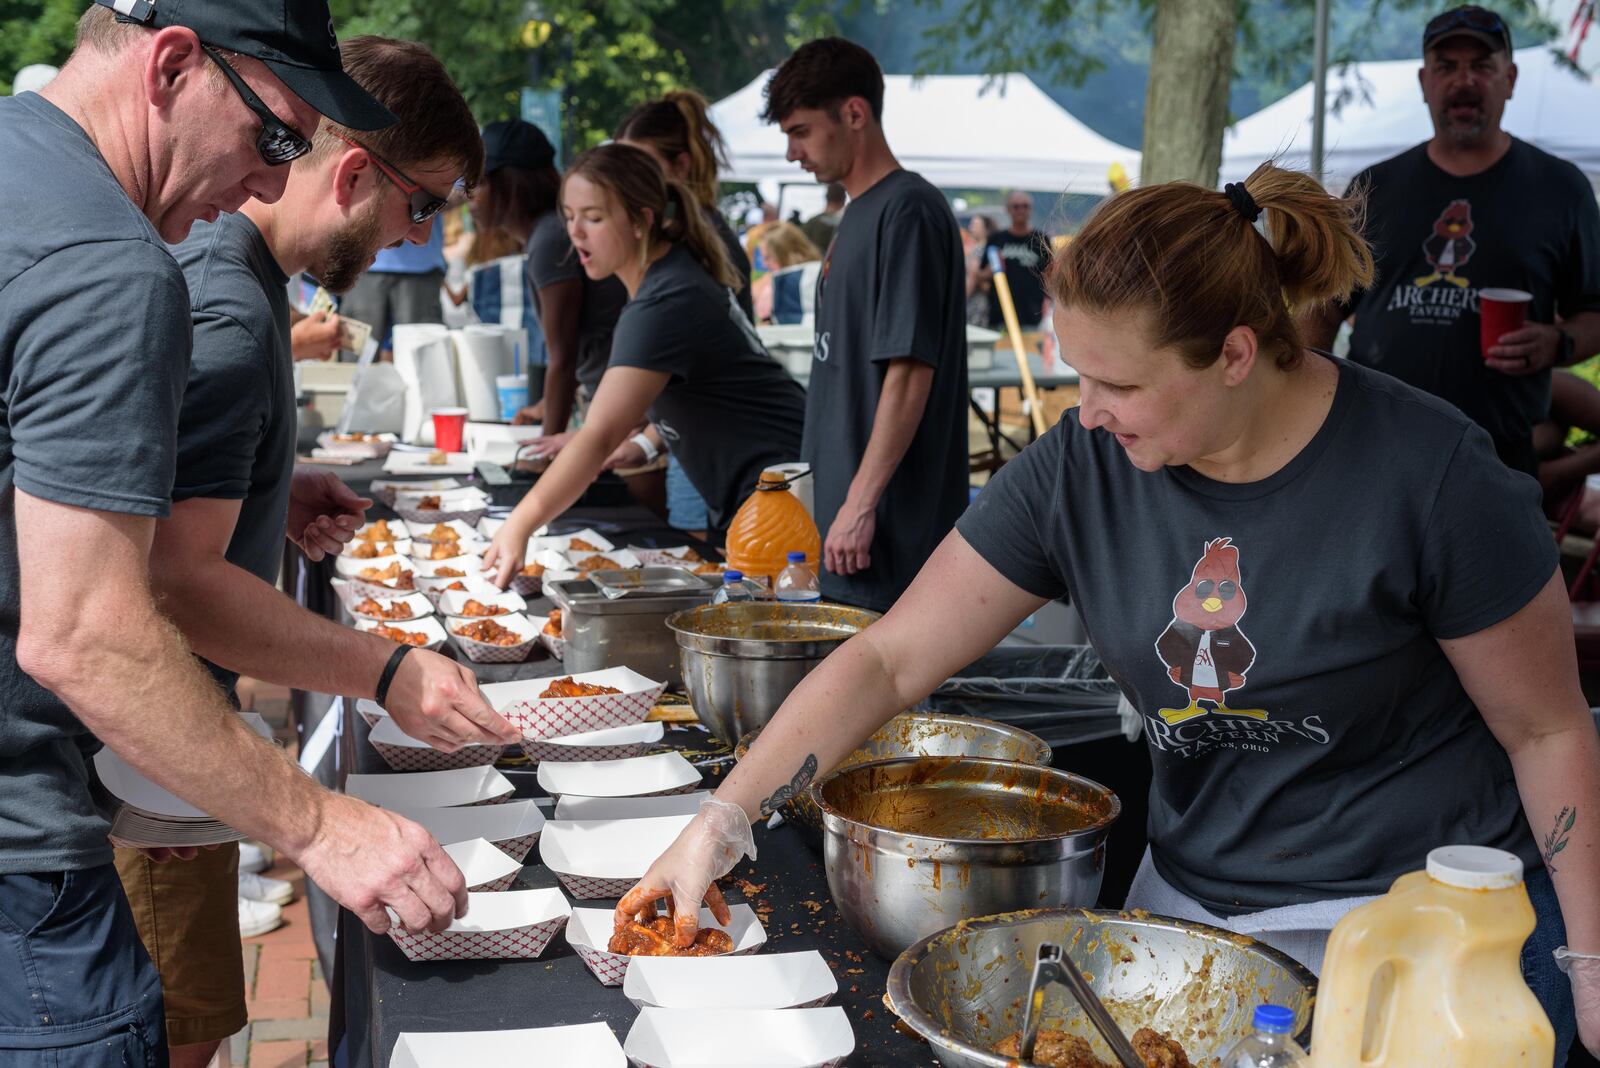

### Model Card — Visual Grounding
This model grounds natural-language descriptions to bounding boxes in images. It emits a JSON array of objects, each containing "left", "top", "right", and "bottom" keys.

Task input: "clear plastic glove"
[
  {"left": 616, "top": 796, "right": 756, "bottom": 948},
  {"left": 1557, "top": 947, "right": 1600, "bottom": 1057}
]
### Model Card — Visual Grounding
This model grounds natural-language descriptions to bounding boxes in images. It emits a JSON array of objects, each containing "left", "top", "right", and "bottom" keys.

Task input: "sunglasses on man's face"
[
  {"left": 332, "top": 131, "right": 450, "bottom": 225},
  {"left": 202, "top": 45, "right": 311, "bottom": 166}
]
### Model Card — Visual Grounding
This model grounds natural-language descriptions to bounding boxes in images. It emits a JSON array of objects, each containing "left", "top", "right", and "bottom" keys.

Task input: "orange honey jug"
[
  {"left": 724, "top": 471, "right": 821, "bottom": 589},
  {"left": 1309, "top": 845, "right": 1553, "bottom": 1068}
]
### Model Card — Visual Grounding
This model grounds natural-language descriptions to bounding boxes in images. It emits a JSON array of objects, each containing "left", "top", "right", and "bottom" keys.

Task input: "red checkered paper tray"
[
  {"left": 394, "top": 487, "right": 491, "bottom": 526},
  {"left": 623, "top": 1007, "right": 854, "bottom": 1068},
  {"left": 436, "top": 588, "right": 527, "bottom": 618},
  {"left": 345, "top": 766, "right": 514, "bottom": 809},
  {"left": 389, "top": 1023, "right": 624, "bottom": 1068},
  {"left": 482, "top": 668, "right": 665, "bottom": 742},
  {"left": 565, "top": 905, "right": 767, "bottom": 987},
  {"left": 415, "top": 574, "right": 501, "bottom": 607},
  {"left": 346, "top": 591, "right": 434, "bottom": 623},
  {"left": 446, "top": 612, "right": 540, "bottom": 664},
  {"left": 391, "top": 800, "right": 544, "bottom": 863},
  {"left": 554, "top": 791, "right": 710, "bottom": 822},
  {"left": 440, "top": 837, "right": 523, "bottom": 893},
  {"left": 538, "top": 814, "right": 695, "bottom": 899},
  {"left": 535, "top": 752, "right": 700, "bottom": 800},
  {"left": 354, "top": 615, "right": 446, "bottom": 653},
  {"left": 386, "top": 888, "right": 570, "bottom": 962},
  {"left": 521, "top": 721, "right": 663, "bottom": 763},
  {"left": 370, "top": 478, "right": 461, "bottom": 506},
  {"left": 623, "top": 950, "right": 837, "bottom": 1011},
  {"left": 367, "top": 718, "right": 502, "bottom": 773}
]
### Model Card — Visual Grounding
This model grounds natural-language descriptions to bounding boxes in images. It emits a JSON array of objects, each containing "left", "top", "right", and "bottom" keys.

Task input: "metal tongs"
[{"left": 1019, "top": 942, "right": 1144, "bottom": 1068}]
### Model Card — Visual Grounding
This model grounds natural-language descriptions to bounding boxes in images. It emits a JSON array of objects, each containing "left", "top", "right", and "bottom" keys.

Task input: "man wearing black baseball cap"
[
  {"left": 0, "top": 5, "right": 465, "bottom": 1064},
  {"left": 1303, "top": 5, "right": 1600, "bottom": 482}
]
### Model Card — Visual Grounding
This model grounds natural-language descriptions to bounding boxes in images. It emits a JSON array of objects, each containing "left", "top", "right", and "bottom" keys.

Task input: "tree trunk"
[{"left": 1140, "top": 0, "right": 1237, "bottom": 187}]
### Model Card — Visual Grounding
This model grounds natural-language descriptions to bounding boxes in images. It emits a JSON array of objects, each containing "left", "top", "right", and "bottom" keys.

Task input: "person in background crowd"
[
  {"left": 474, "top": 120, "right": 629, "bottom": 437},
  {"left": 751, "top": 222, "right": 822, "bottom": 323},
  {"left": 976, "top": 189, "right": 1054, "bottom": 329},
  {"left": 624, "top": 162, "right": 1600, "bottom": 1063},
  {"left": 338, "top": 188, "right": 450, "bottom": 359},
  {"left": 1535, "top": 371, "right": 1600, "bottom": 517},
  {"left": 1301, "top": 4, "right": 1600, "bottom": 475},
  {"left": 802, "top": 182, "right": 847, "bottom": 251},
  {"left": 964, "top": 212, "right": 996, "bottom": 326},
  {"left": 484, "top": 144, "right": 806, "bottom": 577},
  {"left": 758, "top": 37, "right": 969, "bottom": 612},
  {"left": 129, "top": 41, "right": 509, "bottom": 1067},
  {"left": 616, "top": 91, "right": 754, "bottom": 322},
  {"left": 0, "top": 2, "right": 469, "bottom": 1063}
]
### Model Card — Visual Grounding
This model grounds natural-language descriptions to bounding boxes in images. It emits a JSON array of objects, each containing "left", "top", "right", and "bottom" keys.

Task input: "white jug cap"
[{"left": 1426, "top": 845, "right": 1524, "bottom": 890}]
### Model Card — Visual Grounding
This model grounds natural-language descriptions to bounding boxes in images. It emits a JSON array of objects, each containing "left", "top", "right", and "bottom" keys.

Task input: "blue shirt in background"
[{"left": 370, "top": 224, "right": 445, "bottom": 274}]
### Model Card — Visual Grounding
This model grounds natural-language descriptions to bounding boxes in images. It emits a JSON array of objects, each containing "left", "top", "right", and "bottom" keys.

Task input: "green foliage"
[{"left": 0, "top": 0, "right": 83, "bottom": 93}]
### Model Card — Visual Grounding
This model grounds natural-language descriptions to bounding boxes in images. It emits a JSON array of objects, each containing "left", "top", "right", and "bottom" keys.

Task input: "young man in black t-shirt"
[
  {"left": 760, "top": 38, "right": 969, "bottom": 611},
  {"left": 981, "top": 190, "right": 1055, "bottom": 328},
  {"left": 1303, "top": 5, "right": 1600, "bottom": 474}
]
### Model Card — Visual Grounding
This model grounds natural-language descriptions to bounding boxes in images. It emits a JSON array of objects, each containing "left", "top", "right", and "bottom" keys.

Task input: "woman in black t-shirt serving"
[
  {"left": 484, "top": 144, "right": 806, "bottom": 582},
  {"left": 620, "top": 163, "right": 1600, "bottom": 1060}
]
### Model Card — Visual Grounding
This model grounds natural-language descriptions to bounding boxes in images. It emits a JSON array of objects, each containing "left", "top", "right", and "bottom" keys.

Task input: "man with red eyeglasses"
[{"left": 123, "top": 36, "right": 510, "bottom": 1068}]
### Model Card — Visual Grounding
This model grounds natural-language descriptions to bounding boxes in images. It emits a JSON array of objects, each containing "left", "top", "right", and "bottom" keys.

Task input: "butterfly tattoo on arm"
[{"left": 760, "top": 753, "right": 819, "bottom": 817}]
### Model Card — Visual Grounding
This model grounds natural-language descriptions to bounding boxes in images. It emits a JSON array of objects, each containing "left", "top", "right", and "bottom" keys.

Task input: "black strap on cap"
[
  {"left": 374, "top": 644, "right": 414, "bottom": 709},
  {"left": 1224, "top": 182, "right": 1263, "bottom": 223}
]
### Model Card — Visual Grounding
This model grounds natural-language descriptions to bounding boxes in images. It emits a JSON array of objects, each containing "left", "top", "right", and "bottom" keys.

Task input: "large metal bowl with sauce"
[
  {"left": 885, "top": 908, "right": 1317, "bottom": 1067},
  {"left": 667, "top": 602, "right": 880, "bottom": 746},
  {"left": 815, "top": 757, "right": 1119, "bottom": 960},
  {"left": 736, "top": 713, "right": 1053, "bottom": 850}
]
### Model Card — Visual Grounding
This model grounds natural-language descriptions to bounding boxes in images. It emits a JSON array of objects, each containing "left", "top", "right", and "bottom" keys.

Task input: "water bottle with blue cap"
[{"left": 1221, "top": 1004, "right": 1306, "bottom": 1067}]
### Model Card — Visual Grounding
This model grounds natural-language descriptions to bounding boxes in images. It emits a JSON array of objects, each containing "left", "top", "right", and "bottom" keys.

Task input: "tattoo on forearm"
[
  {"left": 760, "top": 754, "right": 819, "bottom": 817},
  {"left": 1542, "top": 806, "right": 1577, "bottom": 875}
]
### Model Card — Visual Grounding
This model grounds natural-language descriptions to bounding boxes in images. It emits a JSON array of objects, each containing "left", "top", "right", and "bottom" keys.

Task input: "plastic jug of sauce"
[
  {"left": 1309, "top": 845, "right": 1553, "bottom": 1067},
  {"left": 725, "top": 470, "right": 821, "bottom": 588}
]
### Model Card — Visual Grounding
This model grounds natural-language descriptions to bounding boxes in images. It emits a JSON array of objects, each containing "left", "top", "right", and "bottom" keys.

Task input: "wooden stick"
[{"left": 987, "top": 251, "right": 1049, "bottom": 438}]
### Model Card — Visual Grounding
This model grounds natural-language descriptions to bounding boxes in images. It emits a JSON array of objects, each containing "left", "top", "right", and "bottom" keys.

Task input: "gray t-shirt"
[
  {"left": 169, "top": 214, "right": 295, "bottom": 699},
  {"left": 609, "top": 245, "right": 806, "bottom": 532},
  {"left": 804, "top": 169, "right": 969, "bottom": 611},
  {"left": 525, "top": 211, "right": 627, "bottom": 392},
  {"left": 0, "top": 93, "right": 192, "bottom": 873},
  {"left": 958, "top": 358, "right": 1553, "bottom": 913}
]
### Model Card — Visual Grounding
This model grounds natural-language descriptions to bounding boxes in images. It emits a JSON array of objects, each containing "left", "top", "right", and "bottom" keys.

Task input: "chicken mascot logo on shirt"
[
  {"left": 1154, "top": 538, "right": 1267, "bottom": 725},
  {"left": 1414, "top": 199, "right": 1476, "bottom": 288}
]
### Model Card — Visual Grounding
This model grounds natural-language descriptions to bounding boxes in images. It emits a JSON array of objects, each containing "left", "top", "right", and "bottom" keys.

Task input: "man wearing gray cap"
[{"left": 0, "top": 3, "right": 467, "bottom": 1063}]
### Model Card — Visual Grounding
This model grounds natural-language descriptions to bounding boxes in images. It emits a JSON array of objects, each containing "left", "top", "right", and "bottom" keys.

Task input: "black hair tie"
[{"left": 1224, "top": 182, "right": 1262, "bottom": 223}]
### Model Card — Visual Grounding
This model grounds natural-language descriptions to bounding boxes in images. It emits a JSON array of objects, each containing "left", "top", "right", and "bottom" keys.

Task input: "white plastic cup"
[{"left": 496, "top": 374, "right": 529, "bottom": 422}]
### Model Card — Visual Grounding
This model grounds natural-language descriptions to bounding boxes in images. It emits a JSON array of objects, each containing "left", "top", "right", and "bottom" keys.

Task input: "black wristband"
[{"left": 374, "top": 644, "right": 414, "bottom": 708}]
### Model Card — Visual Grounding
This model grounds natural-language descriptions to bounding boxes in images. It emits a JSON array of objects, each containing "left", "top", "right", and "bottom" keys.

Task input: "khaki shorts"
[{"left": 114, "top": 843, "right": 247, "bottom": 1048}]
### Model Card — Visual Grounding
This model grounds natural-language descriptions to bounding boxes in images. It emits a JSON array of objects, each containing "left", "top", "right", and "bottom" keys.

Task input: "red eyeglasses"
[{"left": 332, "top": 130, "right": 450, "bottom": 225}]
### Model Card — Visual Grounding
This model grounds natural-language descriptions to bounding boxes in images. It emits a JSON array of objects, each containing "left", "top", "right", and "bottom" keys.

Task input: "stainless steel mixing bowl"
[
  {"left": 736, "top": 713, "right": 1053, "bottom": 850},
  {"left": 816, "top": 758, "right": 1118, "bottom": 960},
  {"left": 666, "top": 602, "right": 879, "bottom": 745},
  {"left": 886, "top": 908, "right": 1317, "bottom": 1067}
]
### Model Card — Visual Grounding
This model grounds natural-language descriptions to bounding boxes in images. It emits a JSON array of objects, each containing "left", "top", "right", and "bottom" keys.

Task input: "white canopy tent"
[
  {"left": 711, "top": 71, "right": 1140, "bottom": 199},
  {"left": 1221, "top": 46, "right": 1600, "bottom": 191}
]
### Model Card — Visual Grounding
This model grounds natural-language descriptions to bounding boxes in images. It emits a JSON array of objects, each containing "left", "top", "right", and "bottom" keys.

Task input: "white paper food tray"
[
  {"left": 317, "top": 431, "right": 397, "bottom": 459},
  {"left": 538, "top": 814, "right": 695, "bottom": 899},
  {"left": 95, "top": 712, "right": 272, "bottom": 820},
  {"left": 531, "top": 528, "right": 615, "bottom": 554},
  {"left": 354, "top": 615, "right": 446, "bottom": 653},
  {"left": 368, "top": 718, "right": 503, "bottom": 773},
  {"left": 566, "top": 905, "right": 766, "bottom": 987},
  {"left": 347, "top": 591, "right": 434, "bottom": 623},
  {"left": 412, "top": 554, "right": 488, "bottom": 578},
  {"left": 447, "top": 612, "right": 539, "bottom": 664},
  {"left": 391, "top": 800, "right": 544, "bottom": 862},
  {"left": 509, "top": 548, "right": 577, "bottom": 597},
  {"left": 623, "top": 950, "right": 836, "bottom": 1010},
  {"left": 536, "top": 752, "right": 700, "bottom": 800},
  {"left": 355, "top": 517, "right": 411, "bottom": 540},
  {"left": 538, "top": 628, "right": 565, "bottom": 661},
  {"left": 390, "top": 1023, "right": 623, "bottom": 1068},
  {"left": 521, "top": 721, "right": 663, "bottom": 763},
  {"left": 554, "top": 791, "right": 710, "bottom": 822},
  {"left": 335, "top": 550, "right": 405, "bottom": 577},
  {"left": 441, "top": 837, "right": 523, "bottom": 893},
  {"left": 394, "top": 486, "right": 489, "bottom": 511},
  {"left": 382, "top": 450, "right": 474, "bottom": 476},
  {"left": 342, "top": 561, "right": 421, "bottom": 600},
  {"left": 346, "top": 766, "right": 513, "bottom": 809},
  {"left": 464, "top": 421, "right": 544, "bottom": 466},
  {"left": 387, "top": 888, "right": 569, "bottom": 962},
  {"left": 437, "top": 588, "right": 527, "bottom": 618},
  {"left": 355, "top": 698, "right": 389, "bottom": 727},
  {"left": 562, "top": 547, "right": 643, "bottom": 572},
  {"left": 416, "top": 574, "right": 502, "bottom": 607},
  {"left": 623, "top": 1007, "right": 853, "bottom": 1068},
  {"left": 406, "top": 517, "right": 482, "bottom": 544},
  {"left": 483, "top": 668, "right": 664, "bottom": 742},
  {"left": 371, "top": 478, "right": 461, "bottom": 505}
]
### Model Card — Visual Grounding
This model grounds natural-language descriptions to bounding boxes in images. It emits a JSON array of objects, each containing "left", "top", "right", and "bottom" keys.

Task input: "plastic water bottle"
[
  {"left": 774, "top": 552, "right": 821, "bottom": 603},
  {"left": 711, "top": 570, "right": 757, "bottom": 605},
  {"left": 1222, "top": 1005, "right": 1307, "bottom": 1067}
]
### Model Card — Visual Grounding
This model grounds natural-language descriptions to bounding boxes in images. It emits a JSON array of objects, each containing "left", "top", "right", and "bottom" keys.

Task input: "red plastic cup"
[
  {"left": 1479, "top": 288, "right": 1532, "bottom": 359},
  {"left": 431, "top": 407, "right": 468, "bottom": 452}
]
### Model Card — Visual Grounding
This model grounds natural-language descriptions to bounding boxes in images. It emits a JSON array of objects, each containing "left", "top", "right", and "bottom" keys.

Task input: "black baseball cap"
[
  {"left": 1423, "top": 5, "right": 1514, "bottom": 54},
  {"left": 482, "top": 120, "right": 556, "bottom": 174},
  {"left": 95, "top": 0, "right": 396, "bottom": 131}
]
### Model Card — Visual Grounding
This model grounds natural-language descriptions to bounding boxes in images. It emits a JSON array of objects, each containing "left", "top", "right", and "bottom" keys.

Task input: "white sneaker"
[
  {"left": 238, "top": 896, "right": 283, "bottom": 938},
  {"left": 239, "top": 870, "right": 294, "bottom": 906},
  {"left": 238, "top": 841, "right": 270, "bottom": 874}
]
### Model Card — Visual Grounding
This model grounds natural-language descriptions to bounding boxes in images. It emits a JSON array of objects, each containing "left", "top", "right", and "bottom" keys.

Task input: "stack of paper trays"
[{"left": 94, "top": 713, "right": 273, "bottom": 848}]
